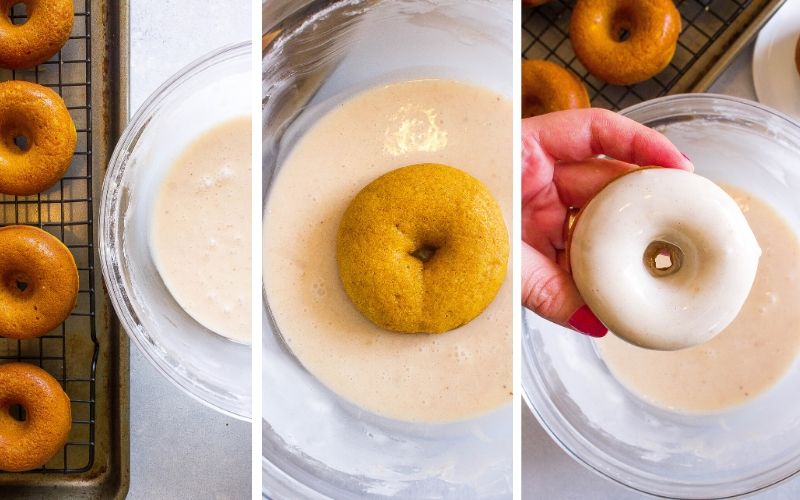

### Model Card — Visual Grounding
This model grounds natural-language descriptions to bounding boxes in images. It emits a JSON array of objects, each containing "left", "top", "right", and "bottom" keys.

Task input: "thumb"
[{"left": 521, "top": 242, "right": 607, "bottom": 338}]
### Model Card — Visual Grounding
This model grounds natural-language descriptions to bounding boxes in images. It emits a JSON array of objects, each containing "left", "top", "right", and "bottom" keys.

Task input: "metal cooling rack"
[
  {"left": 0, "top": 1, "right": 98, "bottom": 474},
  {"left": 522, "top": 0, "right": 753, "bottom": 110}
]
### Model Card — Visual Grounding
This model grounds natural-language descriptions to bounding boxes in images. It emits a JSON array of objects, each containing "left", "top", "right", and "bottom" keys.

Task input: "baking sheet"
[{"left": 0, "top": 1, "right": 129, "bottom": 497}]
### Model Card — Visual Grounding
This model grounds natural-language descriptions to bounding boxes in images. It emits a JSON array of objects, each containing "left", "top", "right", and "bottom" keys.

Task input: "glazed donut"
[
  {"left": 0, "top": 80, "right": 77, "bottom": 196},
  {"left": 0, "top": 0, "right": 74, "bottom": 69},
  {"left": 522, "top": 59, "right": 590, "bottom": 118},
  {"left": 570, "top": 0, "right": 681, "bottom": 86},
  {"left": 0, "top": 363, "right": 71, "bottom": 472},
  {"left": 337, "top": 163, "right": 508, "bottom": 334},
  {"left": 569, "top": 168, "right": 760, "bottom": 351},
  {"left": 0, "top": 225, "right": 79, "bottom": 339}
]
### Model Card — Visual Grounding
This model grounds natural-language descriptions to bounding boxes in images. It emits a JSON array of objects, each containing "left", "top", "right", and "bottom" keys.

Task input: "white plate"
[{"left": 753, "top": 0, "right": 800, "bottom": 120}]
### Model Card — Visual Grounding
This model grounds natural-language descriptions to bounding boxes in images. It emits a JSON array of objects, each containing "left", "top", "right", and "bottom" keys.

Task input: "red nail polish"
[{"left": 568, "top": 305, "right": 607, "bottom": 338}]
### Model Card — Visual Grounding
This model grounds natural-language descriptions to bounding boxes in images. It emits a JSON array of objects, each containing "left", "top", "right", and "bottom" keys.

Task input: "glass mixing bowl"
[
  {"left": 100, "top": 42, "right": 252, "bottom": 420},
  {"left": 262, "top": 0, "right": 512, "bottom": 497},
  {"left": 523, "top": 94, "right": 800, "bottom": 499}
]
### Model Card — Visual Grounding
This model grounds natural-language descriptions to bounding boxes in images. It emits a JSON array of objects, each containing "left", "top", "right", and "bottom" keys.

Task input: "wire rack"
[
  {"left": 0, "top": 1, "right": 98, "bottom": 474},
  {"left": 522, "top": 0, "right": 751, "bottom": 110}
]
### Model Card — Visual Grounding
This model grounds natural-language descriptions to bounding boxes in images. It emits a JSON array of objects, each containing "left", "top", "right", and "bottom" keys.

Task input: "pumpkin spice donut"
[
  {"left": 522, "top": 59, "right": 590, "bottom": 118},
  {"left": 0, "top": 80, "right": 77, "bottom": 196},
  {"left": 570, "top": 0, "right": 682, "bottom": 85},
  {"left": 569, "top": 168, "right": 761, "bottom": 351},
  {"left": 0, "top": 0, "right": 74, "bottom": 69},
  {"left": 0, "top": 225, "right": 79, "bottom": 340},
  {"left": 0, "top": 363, "right": 72, "bottom": 472},
  {"left": 337, "top": 163, "right": 509, "bottom": 334}
]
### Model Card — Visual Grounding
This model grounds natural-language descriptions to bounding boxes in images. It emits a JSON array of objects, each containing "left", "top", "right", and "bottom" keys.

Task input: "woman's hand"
[{"left": 522, "top": 108, "right": 693, "bottom": 336}]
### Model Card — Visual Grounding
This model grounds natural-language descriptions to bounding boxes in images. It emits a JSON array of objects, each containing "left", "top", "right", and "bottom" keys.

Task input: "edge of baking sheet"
[
  {"left": 0, "top": 1, "right": 130, "bottom": 497},
  {"left": 689, "top": 0, "right": 787, "bottom": 93}
]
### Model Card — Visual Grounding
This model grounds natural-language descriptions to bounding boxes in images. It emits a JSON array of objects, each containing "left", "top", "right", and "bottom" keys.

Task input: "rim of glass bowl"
[
  {"left": 522, "top": 93, "right": 800, "bottom": 500},
  {"left": 99, "top": 41, "right": 251, "bottom": 421}
]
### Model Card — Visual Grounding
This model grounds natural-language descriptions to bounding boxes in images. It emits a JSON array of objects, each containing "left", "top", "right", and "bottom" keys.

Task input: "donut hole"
[
  {"left": 13, "top": 134, "right": 30, "bottom": 152},
  {"left": 6, "top": 2, "right": 28, "bottom": 26},
  {"left": 8, "top": 404, "right": 26, "bottom": 422},
  {"left": 4, "top": 271, "right": 32, "bottom": 295},
  {"left": 523, "top": 95, "right": 545, "bottom": 118},
  {"left": 611, "top": 10, "right": 633, "bottom": 42},
  {"left": 411, "top": 244, "right": 438, "bottom": 264},
  {"left": 644, "top": 240, "right": 683, "bottom": 277}
]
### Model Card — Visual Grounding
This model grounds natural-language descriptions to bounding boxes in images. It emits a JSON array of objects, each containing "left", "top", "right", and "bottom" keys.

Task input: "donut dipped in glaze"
[
  {"left": 337, "top": 163, "right": 509, "bottom": 334},
  {"left": 569, "top": 168, "right": 761, "bottom": 351},
  {"left": 0, "top": 362, "right": 72, "bottom": 472}
]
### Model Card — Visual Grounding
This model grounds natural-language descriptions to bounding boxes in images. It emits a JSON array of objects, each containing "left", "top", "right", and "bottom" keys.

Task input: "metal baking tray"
[
  {"left": 0, "top": 1, "right": 129, "bottom": 497},
  {"left": 522, "top": 0, "right": 787, "bottom": 110}
]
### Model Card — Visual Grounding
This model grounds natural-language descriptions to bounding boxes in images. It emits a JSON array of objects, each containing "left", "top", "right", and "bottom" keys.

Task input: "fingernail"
[{"left": 568, "top": 305, "right": 607, "bottom": 338}]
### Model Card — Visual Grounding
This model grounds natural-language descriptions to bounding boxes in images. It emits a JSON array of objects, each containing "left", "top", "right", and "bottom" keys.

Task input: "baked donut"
[
  {"left": 0, "top": 225, "right": 79, "bottom": 339},
  {"left": 0, "top": 363, "right": 72, "bottom": 472},
  {"left": 570, "top": 0, "right": 681, "bottom": 86},
  {"left": 522, "top": 59, "right": 590, "bottom": 118},
  {"left": 569, "top": 168, "right": 760, "bottom": 351},
  {"left": 0, "top": 0, "right": 74, "bottom": 69},
  {"left": 337, "top": 163, "right": 508, "bottom": 334},
  {"left": 0, "top": 80, "right": 77, "bottom": 196}
]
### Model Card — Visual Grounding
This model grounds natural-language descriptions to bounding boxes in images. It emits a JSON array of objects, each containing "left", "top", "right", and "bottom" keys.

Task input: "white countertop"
[
  {"left": 522, "top": 44, "right": 800, "bottom": 500},
  {"left": 127, "top": 2, "right": 251, "bottom": 498}
]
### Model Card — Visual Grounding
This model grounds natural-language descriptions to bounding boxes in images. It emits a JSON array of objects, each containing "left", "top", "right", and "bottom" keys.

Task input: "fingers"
[
  {"left": 522, "top": 242, "right": 607, "bottom": 337},
  {"left": 522, "top": 108, "right": 694, "bottom": 171},
  {"left": 553, "top": 158, "right": 640, "bottom": 208}
]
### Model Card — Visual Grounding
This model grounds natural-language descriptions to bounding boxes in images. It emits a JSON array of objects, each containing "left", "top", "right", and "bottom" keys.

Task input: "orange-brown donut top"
[
  {"left": 522, "top": 59, "right": 590, "bottom": 118},
  {"left": 0, "top": 362, "right": 72, "bottom": 472},
  {"left": 570, "top": 0, "right": 681, "bottom": 86},
  {"left": 0, "top": 0, "right": 74, "bottom": 69},
  {"left": 337, "top": 164, "right": 509, "bottom": 334},
  {"left": 0, "top": 80, "right": 77, "bottom": 196},
  {"left": 0, "top": 225, "right": 79, "bottom": 340}
]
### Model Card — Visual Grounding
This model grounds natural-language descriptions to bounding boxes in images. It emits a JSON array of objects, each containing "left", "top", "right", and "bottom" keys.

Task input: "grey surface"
[
  {"left": 126, "top": 1, "right": 251, "bottom": 499},
  {"left": 522, "top": 43, "right": 800, "bottom": 500}
]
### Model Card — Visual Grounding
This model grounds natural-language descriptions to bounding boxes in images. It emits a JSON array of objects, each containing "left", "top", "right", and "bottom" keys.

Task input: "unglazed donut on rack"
[
  {"left": 569, "top": 168, "right": 761, "bottom": 351},
  {"left": 521, "top": 59, "right": 590, "bottom": 118},
  {"left": 0, "top": 225, "right": 79, "bottom": 340},
  {"left": 570, "top": 0, "right": 681, "bottom": 85},
  {"left": 0, "top": 80, "right": 77, "bottom": 196},
  {"left": 0, "top": 362, "right": 72, "bottom": 472},
  {"left": 0, "top": 0, "right": 74, "bottom": 69}
]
